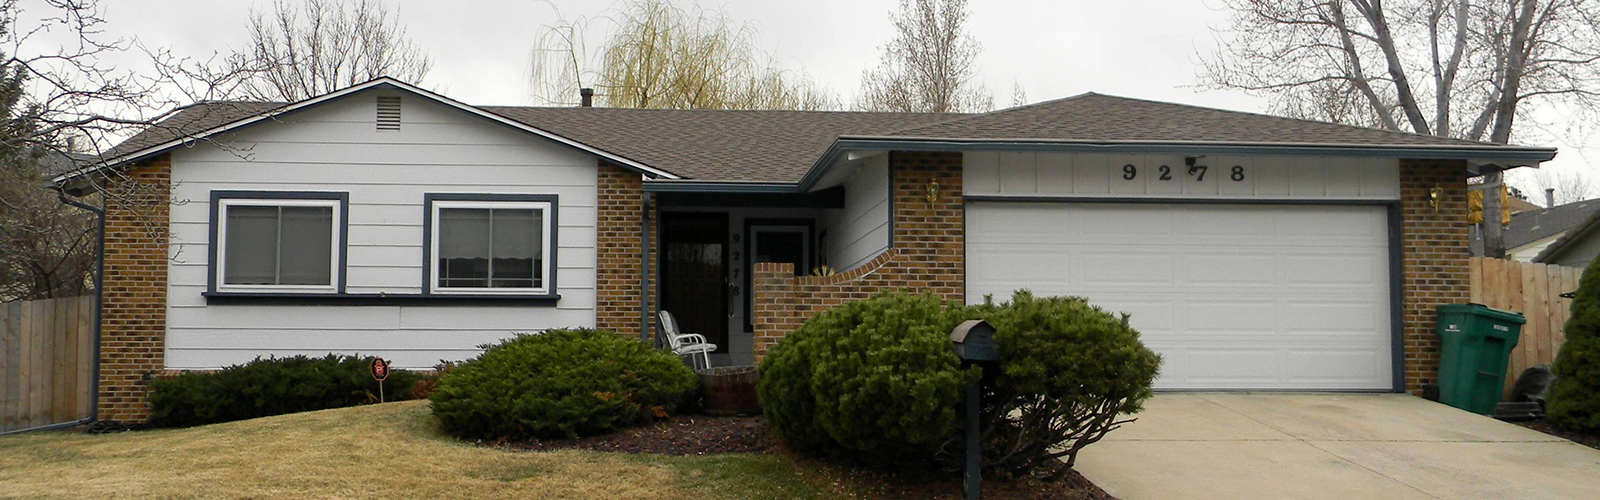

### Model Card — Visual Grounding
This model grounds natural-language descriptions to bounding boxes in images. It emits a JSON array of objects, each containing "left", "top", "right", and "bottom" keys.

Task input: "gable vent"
[{"left": 376, "top": 96, "right": 401, "bottom": 131}]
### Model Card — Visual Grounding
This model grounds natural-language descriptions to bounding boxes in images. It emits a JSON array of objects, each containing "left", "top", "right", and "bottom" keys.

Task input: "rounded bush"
[
  {"left": 975, "top": 291, "right": 1162, "bottom": 477},
  {"left": 758, "top": 292, "right": 976, "bottom": 462},
  {"left": 1550, "top": 256, "right": 1600, "bottom": 433},
  {"left": 429, "top": 328, "right": 698, "bottom": 440},
  {"left": 149, "top": 354, "right": 426, "bottom": 428}
]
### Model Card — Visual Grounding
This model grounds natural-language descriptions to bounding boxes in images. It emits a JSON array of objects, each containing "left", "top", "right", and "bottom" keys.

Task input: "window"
[
  {"left": 426, "top": 195, "right": 557, "bottom": 295},
  {"left": 212, "top": 193, "right": 345, "bottom": 293}
]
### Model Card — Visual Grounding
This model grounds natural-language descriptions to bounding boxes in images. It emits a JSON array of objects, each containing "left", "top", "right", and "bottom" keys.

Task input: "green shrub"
[
  {"left": 758, "top": 292, "right": 977, "bottom": 463},
  {"left": 1550, "top": 255, "right": 1600, "bottom": 433},
  {"left": 974, "top": 291, "right": 1162, "bottom": 478},
  {"left": 429, "top": 328, "right": 698, "bottom": 441},
  {"left": 149, "top": 354, "right": 425, "bottom": 427}
]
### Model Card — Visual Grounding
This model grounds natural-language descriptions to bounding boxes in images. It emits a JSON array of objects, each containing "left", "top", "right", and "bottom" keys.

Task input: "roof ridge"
[
  {"left": 879, "top": 92, "right": 1102, "bottom": 135},
  {"left": 1082, "top": 93, "right": 1501, "bottom": 147},
  {"left": 481, "top": 104, "right": 964, "bottom": 117}
]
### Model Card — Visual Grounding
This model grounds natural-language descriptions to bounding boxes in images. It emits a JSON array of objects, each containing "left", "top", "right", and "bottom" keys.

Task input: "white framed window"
[
  {"left": 212, "top": 194, "right": 345, "bottom": 293},
  {"left": 426, "top": 195, "right": 556, "bottom": 296}
]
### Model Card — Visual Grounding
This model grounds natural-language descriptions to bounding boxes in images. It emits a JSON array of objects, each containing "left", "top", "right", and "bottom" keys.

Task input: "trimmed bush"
[
  {"left": 149, "top": 354, "right": 425, "bottom": 427},
  {"left": 1549, "top": 255, "right": 1600, "bottom": 433},
  {"left": 758, "top": 292, "right": 977, "bottom": 462},
  {"left": 429, "top": 328, "right": 698, "bottom": 441},
  {"left": 974, "top": 291, "right": 1162, "bottom": 478}
]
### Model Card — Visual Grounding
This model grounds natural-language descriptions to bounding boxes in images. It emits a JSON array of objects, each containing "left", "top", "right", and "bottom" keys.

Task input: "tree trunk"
[{"left": 1482, "top": 169, "right": 1507, "bottom": 258}]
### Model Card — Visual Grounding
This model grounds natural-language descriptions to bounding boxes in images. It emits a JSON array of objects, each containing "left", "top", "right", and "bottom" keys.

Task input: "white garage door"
[{"left": 966, "top": 202, "right": 1393, "bottom": 390}]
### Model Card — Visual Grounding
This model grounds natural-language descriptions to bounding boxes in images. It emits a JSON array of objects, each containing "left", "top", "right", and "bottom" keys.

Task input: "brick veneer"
[
  {"left": 595, "top": 161, "right": 657, "bottom": 339},
  {"left": 751, "top": 151, "right": 964, "bottom": 361},
  {"left": 1398, "top": 159, "right": 1472, "bottom": 394},
  {"left": 97, "top": 154, "right": 171, "bottom": 422}
]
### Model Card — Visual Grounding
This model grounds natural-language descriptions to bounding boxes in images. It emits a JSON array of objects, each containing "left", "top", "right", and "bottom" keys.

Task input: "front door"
[{"left": 661, "top": 213, "right": 729, "bottom": 352}]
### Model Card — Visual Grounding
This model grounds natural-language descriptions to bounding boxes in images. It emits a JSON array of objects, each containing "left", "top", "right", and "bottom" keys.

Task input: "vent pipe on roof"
[
  {"left": 1547, "top": 188, "right": 1556, "bottom": 208},
  {"left": 580, "top": 88, "right": 594, "bottom": 107}
]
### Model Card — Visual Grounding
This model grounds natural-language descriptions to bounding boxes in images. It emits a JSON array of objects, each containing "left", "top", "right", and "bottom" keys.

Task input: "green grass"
[{"left": 0, "top": 401, "right": 844, "bottom": 500}]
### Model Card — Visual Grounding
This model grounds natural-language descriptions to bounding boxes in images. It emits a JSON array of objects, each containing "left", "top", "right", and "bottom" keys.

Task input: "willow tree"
[
  {"left": 529, "top": 0, "right": 836, "bottom": 110},
  {"left": 1203, "top": 0, "right": 1600, "bottom": 257}
]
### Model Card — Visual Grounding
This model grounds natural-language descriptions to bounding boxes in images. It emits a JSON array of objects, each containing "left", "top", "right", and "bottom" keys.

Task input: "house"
[
  {"left": 53, "top": 78, "right": 1557, "bottom": 422},
  {"left": 1533, "top": 203, "right": 1600, "bottom": 267},
  {"left": 1470, "top": 198, "right": 1600, "bottom": 261}
]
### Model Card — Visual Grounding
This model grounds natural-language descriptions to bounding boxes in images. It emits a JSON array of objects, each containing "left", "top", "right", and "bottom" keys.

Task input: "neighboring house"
[
  {"left": 52, "top": 78, "right": 1557, "bottom": 422},
  {"left": 1470, "top": 199, "right": 1600, "bottom": 261},
  {"left": 1534, "top": 205, "right": 1600, "bottom": 267}
]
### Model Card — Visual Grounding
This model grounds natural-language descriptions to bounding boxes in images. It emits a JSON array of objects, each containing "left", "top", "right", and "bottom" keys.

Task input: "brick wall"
[
  {"left": 98, "top": 155, "right": 171, "bottom": 422},
  {"left": 595, "top": 162, "right": 656, "bottom": 339},
  {"left": 1398, "top": 159, "right": 1473, "bottom": 395},
  {"left": 751, "top": 151, "right": 964, "bottom": 361}
]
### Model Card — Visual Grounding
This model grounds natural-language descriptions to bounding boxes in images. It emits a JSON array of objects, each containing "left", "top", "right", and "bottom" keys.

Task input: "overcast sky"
[{"left": 81, "top": 0, "right": 1599, "bottom": 195}]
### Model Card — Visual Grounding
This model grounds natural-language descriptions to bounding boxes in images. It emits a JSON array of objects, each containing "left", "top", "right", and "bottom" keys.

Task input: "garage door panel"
[
  {"left": 1079, "top": 252, "right": 1175, "bottom": 286},
  {"left": 967, "top": 202, "right": 1392, "bottom": 390}
]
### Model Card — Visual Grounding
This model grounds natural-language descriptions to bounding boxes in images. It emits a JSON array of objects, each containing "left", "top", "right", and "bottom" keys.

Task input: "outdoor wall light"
[
  {"left": 1430, "top": 185, "right": 1444, "bottom": 212},
  {"left": 926, "top": 179, "right": 940, "bottom": 204}
]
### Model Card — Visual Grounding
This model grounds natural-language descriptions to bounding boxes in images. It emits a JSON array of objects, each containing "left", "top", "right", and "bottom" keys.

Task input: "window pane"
[
  {"left": 278, "top": 206, "right": 334, "bottom": 285},
  {"left": 224, "top": 206, "right": 279, "bottom": 285},
  {"left": 438, "top": 208, "right": 490, "bottom": 288},
  {"left": 490, "top": 209, "right": 541, "bottom": 288}
]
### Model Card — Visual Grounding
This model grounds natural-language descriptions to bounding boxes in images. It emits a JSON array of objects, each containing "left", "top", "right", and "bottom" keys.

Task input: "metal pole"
[{"left": 964, "top": 372, "right": 981, "bottom": 499}]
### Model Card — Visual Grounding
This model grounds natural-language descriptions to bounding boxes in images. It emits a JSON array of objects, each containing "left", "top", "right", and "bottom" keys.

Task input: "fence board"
[
  {"left": 1468, "top": 258, "right": 1582, "bottom": 398},
  {"left": 0, "top": 296, "right": 93, "bottom": 434}
]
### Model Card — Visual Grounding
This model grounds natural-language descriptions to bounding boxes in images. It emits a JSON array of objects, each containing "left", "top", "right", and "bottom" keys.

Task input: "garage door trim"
[{"left": 962, "top": 195, "right": 1404, "bottom": 392}]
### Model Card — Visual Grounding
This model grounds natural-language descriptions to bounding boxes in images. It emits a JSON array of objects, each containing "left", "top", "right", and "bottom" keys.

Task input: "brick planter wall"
[
  {"left": 98, "top": 155, "right": 172, "bottom": 422},
  {"left": 595, "top": 162, "right": 657, "bottom": 339},
  {"left": 1398, "top": 159, "right": 1472, "bottom": 395},
  {"left": 751, "top": 151, "right": 964, "bottom": 361}
]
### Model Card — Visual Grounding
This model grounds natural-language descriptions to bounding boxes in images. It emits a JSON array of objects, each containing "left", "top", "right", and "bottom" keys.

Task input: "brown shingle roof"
[
  {"left": 881, "top": 93, "right": 1502, "bottom": 147},
  {"left": 479, "top": 107, "right": 954, "bottom": 182},
  {"left": 90, "top": 90, "right": 1552, "bottom": 184}
]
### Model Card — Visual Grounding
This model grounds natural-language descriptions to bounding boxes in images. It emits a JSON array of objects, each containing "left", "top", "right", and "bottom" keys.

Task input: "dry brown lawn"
[{"left": 0, "top": 401, "right": 841, "bottom": 499}]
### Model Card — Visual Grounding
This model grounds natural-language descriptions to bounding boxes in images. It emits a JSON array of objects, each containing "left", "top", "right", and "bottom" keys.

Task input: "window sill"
[{"left": 202, "top": 291, "right": 561, "bottom": 307}]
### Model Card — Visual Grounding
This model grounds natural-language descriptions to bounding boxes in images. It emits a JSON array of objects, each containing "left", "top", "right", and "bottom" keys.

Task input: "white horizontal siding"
[
  {"left": 820, "top": 154, "right": 891, "bottom": 271},
  {"left": 964, "top": 152, "right": 1401, "bottom": 200},
  {"left": 165, "top": 88, "right": 604, "bottom": 369}
]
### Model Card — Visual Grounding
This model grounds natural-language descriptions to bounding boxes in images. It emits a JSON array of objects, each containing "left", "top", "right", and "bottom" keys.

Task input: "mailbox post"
[{"left": 950, "top": 320, "right": 999, "bottom": 500}]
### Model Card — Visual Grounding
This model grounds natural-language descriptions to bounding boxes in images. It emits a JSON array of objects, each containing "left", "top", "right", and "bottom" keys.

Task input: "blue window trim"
[
  {"left": 422, "top": 193, "right": 561, "bottom": 299},
  {"left": 207, "top": 190, "right": 350, "bottom": 295}
]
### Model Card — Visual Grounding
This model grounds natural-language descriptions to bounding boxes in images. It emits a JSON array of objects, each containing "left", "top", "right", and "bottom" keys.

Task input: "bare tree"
[
  {"left": 1202, "top": 0, "right": 1600, "bottom": 257},
  {"left": 231, "top": 0, "right": 432, "bottom": 102},
  {"left": 1510, "top": 167, "right": 1599, "bottom": 206},
  {"left": 1009, "top": 81, "right": 1028, "bottom": 108},
  {"left": 856, "top": 0, "right": 991, "bottom": 113},
  {"left": 529, "top": 0, "right": 836, "bottom": 110},
  {"left": 0, "top": 0, "right": 260, "bottom": 299}
]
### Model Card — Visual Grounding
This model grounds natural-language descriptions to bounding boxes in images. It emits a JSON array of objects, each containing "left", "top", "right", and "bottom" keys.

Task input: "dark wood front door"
[{"left": 661, "top": 213, "right": 728, "bottom": 352}]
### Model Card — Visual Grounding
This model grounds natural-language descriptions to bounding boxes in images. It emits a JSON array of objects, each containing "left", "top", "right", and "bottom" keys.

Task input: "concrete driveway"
[{"left": 1074, "top": 393, "right": 1600, "bottom": 500}]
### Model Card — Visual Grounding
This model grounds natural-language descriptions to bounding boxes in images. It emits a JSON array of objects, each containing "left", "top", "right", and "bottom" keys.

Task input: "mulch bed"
[
  {"left": 502, "top": 414, "right": 1113, "bottom": 499},
  {"left": 1514, "top": 419, "right": 1600, "bottom": 451}
]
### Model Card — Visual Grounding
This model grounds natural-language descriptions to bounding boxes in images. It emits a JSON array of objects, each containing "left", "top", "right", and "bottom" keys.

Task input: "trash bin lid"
[{"left": 1437, "top": 303, "right": 1527, "bottom": 325}]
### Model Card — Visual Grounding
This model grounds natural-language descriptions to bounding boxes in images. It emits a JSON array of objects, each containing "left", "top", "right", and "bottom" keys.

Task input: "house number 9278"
[{"left": 1122, "top": 164, "right": 1245, "bottom": 182}]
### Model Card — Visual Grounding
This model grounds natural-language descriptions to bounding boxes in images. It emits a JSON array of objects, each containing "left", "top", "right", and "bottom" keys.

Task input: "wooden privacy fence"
[
  {"left": 1467, "top": 258, "right": 1582, "bottom": 398},
  {"left": 0, "top": 296, "right": 95, "bottom": 433}
]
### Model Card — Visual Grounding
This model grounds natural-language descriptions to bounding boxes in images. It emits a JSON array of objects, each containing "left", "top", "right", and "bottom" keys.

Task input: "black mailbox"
[{"left": 951, "top": 319, "right": 998, "bottom": 362}]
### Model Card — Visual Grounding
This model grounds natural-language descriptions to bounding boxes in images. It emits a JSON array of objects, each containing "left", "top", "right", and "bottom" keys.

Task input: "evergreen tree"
[{"left": 1548, "top": 254, "right": 1600, "bottom": 432}]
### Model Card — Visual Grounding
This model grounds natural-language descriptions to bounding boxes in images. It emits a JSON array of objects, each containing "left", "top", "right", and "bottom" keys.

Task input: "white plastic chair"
[{"left": 658, "top": 310, "right": 716, "bottom": 370}]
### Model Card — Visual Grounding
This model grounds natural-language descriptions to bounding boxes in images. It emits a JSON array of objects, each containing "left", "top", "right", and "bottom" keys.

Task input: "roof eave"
[
  {"left": 794, "top": 136, "right": 1558, "bottom": 191},
  {"left": 52, "top": 77, "right": 683, "bottom": 186}
]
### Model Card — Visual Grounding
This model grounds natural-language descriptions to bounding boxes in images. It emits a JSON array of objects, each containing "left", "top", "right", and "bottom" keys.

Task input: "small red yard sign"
[{"left": 371, "top": 357, "right": 390, "bottom": 382}]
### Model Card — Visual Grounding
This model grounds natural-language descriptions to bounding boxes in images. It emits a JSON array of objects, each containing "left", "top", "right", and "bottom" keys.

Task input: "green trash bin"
[{"left": 1435, "top": 303, "right": 1525, "bottom": 415}]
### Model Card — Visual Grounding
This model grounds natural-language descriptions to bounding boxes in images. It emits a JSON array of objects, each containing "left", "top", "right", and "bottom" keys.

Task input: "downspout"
[
  {"left": 640, "top": 189, "right": 653, "bottom": 345},
  {"left": 0, "top": 185, "right": 105, "bottom": 435}
]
